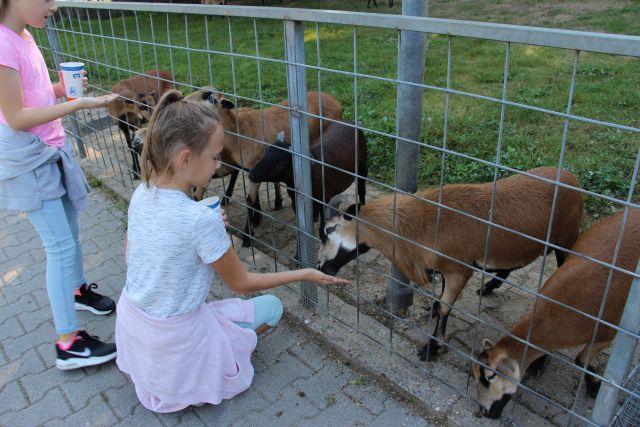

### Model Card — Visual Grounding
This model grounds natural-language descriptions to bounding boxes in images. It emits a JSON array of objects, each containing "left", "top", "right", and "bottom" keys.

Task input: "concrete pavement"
[{"left": 0, "top": 189, "right": 433, "bottom": 426}]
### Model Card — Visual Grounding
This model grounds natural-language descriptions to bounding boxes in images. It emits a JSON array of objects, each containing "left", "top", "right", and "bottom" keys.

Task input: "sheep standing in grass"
[
  {"left": 188, "top": 88, "right": 343, "bottom": 247},
  {"left": 107, "top": 69, "right": 174, "bottom": 179},
  {"left": 473, "top": 208, "right": 640, "bottom": 419},
  {"left": 249, "top": 120, "right": 367, "bottom": 243},
  {"left": 318, "top": 167, "right": 584, "bottom": 360}
]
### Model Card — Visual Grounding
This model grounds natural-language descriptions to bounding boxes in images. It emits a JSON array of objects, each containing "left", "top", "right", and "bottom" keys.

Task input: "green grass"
[{"left": 38, "top": 0, "right": 639, "bottom": 217}]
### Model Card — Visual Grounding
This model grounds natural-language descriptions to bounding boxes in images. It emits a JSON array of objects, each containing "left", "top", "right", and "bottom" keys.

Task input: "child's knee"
[{"left": 255, "top": 294, "right": 283, "bottom": 327}]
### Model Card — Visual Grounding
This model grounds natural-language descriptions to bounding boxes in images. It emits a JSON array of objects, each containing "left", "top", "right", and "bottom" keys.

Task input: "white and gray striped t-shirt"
[{"left": 123, "top": 184, "right": 230, "bottom": 317}]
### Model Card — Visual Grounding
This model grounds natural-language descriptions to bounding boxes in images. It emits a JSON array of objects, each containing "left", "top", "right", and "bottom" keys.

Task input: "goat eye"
[
  {"left": 124, "top": 99, "right": 135, "bottom": 104},
  {"left": 325, "top": 224, "right": 337, "bottom": 235},
  {"left": 487, "top": 372, "right": 497, "bottom": 383}
]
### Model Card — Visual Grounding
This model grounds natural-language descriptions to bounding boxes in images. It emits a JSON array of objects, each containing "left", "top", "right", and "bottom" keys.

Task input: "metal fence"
[{"left": 38, "top": 2, "right": 640, "bottom": 425}]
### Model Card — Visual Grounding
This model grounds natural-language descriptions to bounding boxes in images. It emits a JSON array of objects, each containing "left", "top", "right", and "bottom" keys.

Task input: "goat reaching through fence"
[
  {"left": 318, "top": 167, "right": 584, "bottom": 361},
  {"left": 473, "top": 208, "right": 640, "bottom": 419},
  {"left": 107, "top": 70, "right": 174, "bottom": 179}
]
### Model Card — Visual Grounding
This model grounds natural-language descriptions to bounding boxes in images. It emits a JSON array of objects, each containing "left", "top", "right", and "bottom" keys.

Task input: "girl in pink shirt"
[
  {"left": 116, "top": 90, "right": 349, "bottom": 412},
  {"left": 0, "top": 0, "right": 121, "bottom": 370}
]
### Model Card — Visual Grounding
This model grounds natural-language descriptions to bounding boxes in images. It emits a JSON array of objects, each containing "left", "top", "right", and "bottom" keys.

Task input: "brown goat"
[
  {"left": 318, "top": 167, "right": 584, "bottom": 360},
  {"left": 187, "top": 88, "right": 343, "bottom": 247},
  {"left": 107, "top": 70, "right": 174, "bottom": 178},
  {"left": 472, "top": 208, "right": 640, "bottom": 419}
]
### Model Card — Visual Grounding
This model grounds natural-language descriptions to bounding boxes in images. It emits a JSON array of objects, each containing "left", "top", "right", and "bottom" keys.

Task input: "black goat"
[{"left": 249, "top": 120, "right": 367, "bottom": 240}]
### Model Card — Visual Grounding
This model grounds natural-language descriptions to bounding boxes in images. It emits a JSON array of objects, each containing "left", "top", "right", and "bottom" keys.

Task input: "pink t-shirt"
[{"left": 0, "top": 24, "right": 65, "bottom": 148}]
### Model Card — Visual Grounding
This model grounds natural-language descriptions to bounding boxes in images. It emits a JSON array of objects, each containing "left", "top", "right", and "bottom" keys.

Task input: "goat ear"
[
  {"left": 482, "top": 338, "right": 494, "bottom": 350},
  {"left": 221, "top": 99, "right": 235, "bottom": 109},
  {"left": 276, "top": 131, "right": 285, "bottom": 143}
]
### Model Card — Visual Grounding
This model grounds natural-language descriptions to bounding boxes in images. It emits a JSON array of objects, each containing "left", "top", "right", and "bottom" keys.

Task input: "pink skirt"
[{"left": 115, "top": 293, "right": 258, "bottom": 413}]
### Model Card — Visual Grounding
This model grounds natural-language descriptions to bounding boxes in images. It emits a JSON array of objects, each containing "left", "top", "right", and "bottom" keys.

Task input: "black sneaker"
[
  {"left": 55, "top": 330, "right": 117, "bottom": 370},
  {"left": 75, "top": 283, "right": 116, "bottom": 315}
]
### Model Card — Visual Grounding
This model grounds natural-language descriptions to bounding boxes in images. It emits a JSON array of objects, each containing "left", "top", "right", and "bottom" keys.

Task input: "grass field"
[{"left": 43, "top": 0, "right": 639, "bottom": 218}]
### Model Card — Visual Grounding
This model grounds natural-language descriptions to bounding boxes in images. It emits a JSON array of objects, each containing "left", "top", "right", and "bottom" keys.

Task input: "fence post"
[
  {"left": 45, "top": 16, "right": 86, "bottom": 158},
  {"left": 284, "top": 20, "right": 317, "bottom": 309},
  {"left": 591, "top": 260, "right": 640, "bottom": 425},
  {"left": 386, "top": 0, "right": 427, "bottom": 314}
]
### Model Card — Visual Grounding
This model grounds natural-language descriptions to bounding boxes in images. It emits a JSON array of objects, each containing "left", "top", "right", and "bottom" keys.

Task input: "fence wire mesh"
[{"left": 37, "top": 2, "right": 640, "bottom": 425}]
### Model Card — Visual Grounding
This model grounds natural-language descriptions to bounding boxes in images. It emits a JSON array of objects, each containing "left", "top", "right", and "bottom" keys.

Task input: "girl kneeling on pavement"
[{"left": 116, "top": 89, "right": 349, "bottom": 413}]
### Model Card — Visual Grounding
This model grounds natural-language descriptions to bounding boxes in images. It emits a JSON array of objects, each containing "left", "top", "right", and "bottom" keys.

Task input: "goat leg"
[
  {"left": 242, "top": 215, "right": 253, "bottom": 247},
  {"left": 575, "top": 341, "right": 608, "bottom": 398},
  {"left": 221, "top": 170, "right": 239, "bottom": 206},
  {"left": 273, "top": 184, "right": 283, "bottom": 211},
  {"left": 118, "top": 120, "right": 141, "bottom": 180},
  {"left": 419, "top": 272, "right": 468, "bottom": 361}
]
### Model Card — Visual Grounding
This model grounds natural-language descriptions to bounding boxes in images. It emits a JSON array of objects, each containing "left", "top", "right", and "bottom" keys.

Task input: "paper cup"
[
  {"left": 198, "top": 196, "right": 221, "bottom": 215},
  {"left": 60, "top": 62, "right": 84, "bottom": 100}
]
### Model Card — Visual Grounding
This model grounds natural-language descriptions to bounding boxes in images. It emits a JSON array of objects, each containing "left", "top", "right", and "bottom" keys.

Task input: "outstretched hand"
[
  {"left": 302, "top": 268, "right": 351, "bottom": 286},
  {"left": 77, "top": 93, "right": 120, "bottom": 109}
]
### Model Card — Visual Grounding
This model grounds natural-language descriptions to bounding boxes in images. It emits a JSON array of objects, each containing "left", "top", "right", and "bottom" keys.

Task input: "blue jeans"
[
  {"left": 236, "top": 294, "right": 283, "bottom": 331},
  {"left": 26, "top": 194, "right": 86, "bottom": 335}
]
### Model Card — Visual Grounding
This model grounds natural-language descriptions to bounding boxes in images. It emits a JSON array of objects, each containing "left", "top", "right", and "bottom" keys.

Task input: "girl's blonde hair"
[{"left": 141, "top": 89, "right": 221, "bottom": 185}]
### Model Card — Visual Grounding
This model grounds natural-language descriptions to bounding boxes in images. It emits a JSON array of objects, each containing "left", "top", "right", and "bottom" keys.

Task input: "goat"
[
  {"left": 248, "top": 121, "right": 367, "bottom": 243},
  {"left": 188, "top": 88, "right": 344, "bottom": 247},
  {"left": 131, "top": 127, "right": 238, "bottom": 203},
  {"left": 107, "top": 70, "right": 174, "bottom": 179},
  {"left": 318, "top": 167, "right": 584, "bottom": 361},
  {"left": 472, "top": 208, "right": 640, "bottom": 419}
]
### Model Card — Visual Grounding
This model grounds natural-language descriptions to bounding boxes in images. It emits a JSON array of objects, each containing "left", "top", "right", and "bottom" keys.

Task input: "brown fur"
[
  {"left": 194, "top": 89, "right": 343, "bottom": 170},
  {"left": 188, "top": 88, "right": 343, "bottom": 246},
  {"left": 107, "top": 70, "right": 174, "bottom": 130},
  {"left": 474, "top": 208, "right": 640, "bottom": 416},
  {"left": 320, "top": 167, "right": 584, "bottom": 359},
  {"left": 107, "top": 70, "right": 174, "bottom": 178}
]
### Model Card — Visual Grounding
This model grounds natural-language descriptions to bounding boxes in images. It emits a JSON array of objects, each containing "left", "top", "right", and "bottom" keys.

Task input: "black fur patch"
[{"left": 320, "top": 243, "right": 369, "bottom": 275}]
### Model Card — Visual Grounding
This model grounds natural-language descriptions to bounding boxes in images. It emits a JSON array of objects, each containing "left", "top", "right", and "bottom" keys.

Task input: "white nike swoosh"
[{"left": 66, "top": 348, "right": 91, "bottom": 357}]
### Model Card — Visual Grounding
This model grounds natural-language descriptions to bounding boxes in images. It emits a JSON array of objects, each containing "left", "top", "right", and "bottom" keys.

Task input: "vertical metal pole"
[
  {"left": 592, "top": 260, "right": 640, "bottom": 425},
  {"left": 386, "top": 0, "right": 427, "bottom": 314},
  {"left": 284, "top": 20, "right": 317, "bottom": 308},
  {"left": 45, "top": 16, "right": 86, "bottom": 158}
]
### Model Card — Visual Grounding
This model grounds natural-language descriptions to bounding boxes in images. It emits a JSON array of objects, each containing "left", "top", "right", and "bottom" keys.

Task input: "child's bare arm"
[
  {"left": 0, "top": 66, "right": 117, "bottom": 131},
  {"left": 211, "top": 248, "right": 349, "bottom": 294}
]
